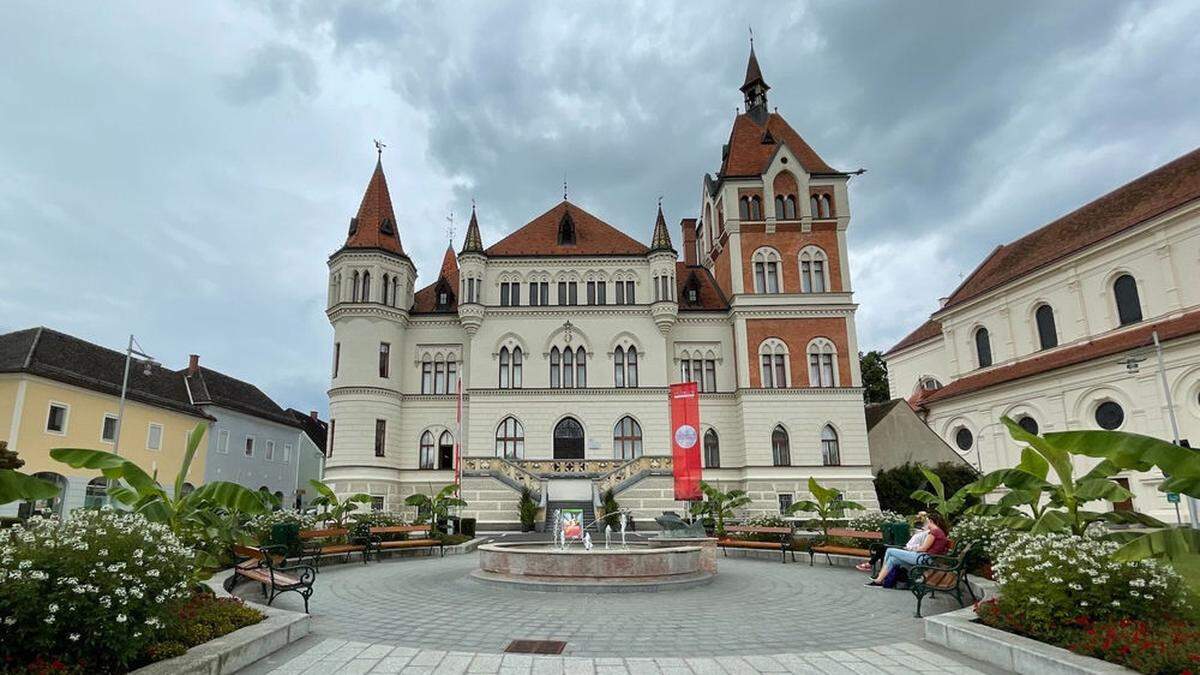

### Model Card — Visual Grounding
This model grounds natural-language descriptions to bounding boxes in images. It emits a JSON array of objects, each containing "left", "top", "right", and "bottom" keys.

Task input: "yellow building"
[{"left": 0, "top": 327, "right": 212, "bottom": 517}]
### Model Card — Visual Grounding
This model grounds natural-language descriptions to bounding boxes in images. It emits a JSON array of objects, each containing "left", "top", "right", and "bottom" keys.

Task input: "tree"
[
  {"left": 874, "top": 461, "right": 978, "bottom": 514},
  {"left": 309, "top": 479, "right": 373, "bottom": 527},
  {"left": 689, "top": 482, "right": 751, "bottom": 536},
  {"left": 785, "top": 476, "right": 864, "bottom": 539},
  {"left": 859, "top": 350, "right": 890, "bottom": 404},
  {"left": 0, "top": 440, "right": 24, "bottom": 470}
]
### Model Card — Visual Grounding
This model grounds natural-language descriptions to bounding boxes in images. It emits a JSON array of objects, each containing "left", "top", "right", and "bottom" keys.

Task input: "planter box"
[
  {"left": 924, "top": 606, "right": 1133, "bottom": 674},
  {"left": 130, "top": 571, "right": 310, "bottom": 675}
]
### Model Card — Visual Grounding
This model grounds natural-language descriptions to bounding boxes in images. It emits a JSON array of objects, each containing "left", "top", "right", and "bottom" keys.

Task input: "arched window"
[
  {"left": 575, "top": 346, "right": 586, "bottom": 388},
  {"left": 759, "top": 339, "right": 789, "bottom": 388},
  {"left": 614, "top": 346, "right": 638, "bottom": 388},
  {"left": 807, "top": 338, "right": 837, "bottom": 387},
  {"left": 1017, "top": 415, "right": 1039, "bottom": 435},
  {"left": 749, "top": 196, "right": 762, "bottom": 220},
  {"left": 562, "top": 346, "right": 574, "bottom": 388},
  {"left": 1035, "top": 304, "right": 1058, "bottom": 350},
  {"left": 613, "top": 416, "right": 643, "bottom": 460},
  {"left": 499, "top": 347, "right": 510, "bottom": 388},
  {"left": 550, "top": 347, "right": 561, "bottom": 388},
  {"left": 351, "top": 270, "right": 360, "bottom": 302},
  {"left": 783, "top": 195, "right": 797, "bottom": 219},
  {"left": 511, "top": 347, "right": 523, "bottom": 388},
  {"left": 821, "top": 425, "right": 840, "bottom": 466},
  {"left": 775, "top": 195, "right": 785, "bottom": 219},
  {"left": 917, "top": 376, "right": 943, "bottom": 392},
  {"left": 809, "top": 195, "right": 820, "bottom": 218},
  {"left": 703, "top": 429, "right": 720, "bottom": 468},
  {"left": 391, "top": 276, "right": 399, "bottom": 307},
  {"left": 360, "top": 271, "right": 371, "bottom": 303},
  {"left": 495, "top": 417, "right": 524, "bottom": 459},
  {"left": 818, "top": 194, "right": 832, "bottom": 219},
  {"left": 420, "top": 354, "right": 456, "bottom": 394},
  {"left": 553, "top": 417, "right": 585, "bottom": 459},
  {"left": 752, "top": 248, "right": 781, "bottom": 293},
  {"left": 799, "top": 247, "right": 828, "bottom": 293},
  {"left": 771, "top": 426, "right": 790, "bottom": 466},
  {"left": 974, "top": 327, "right": 993, "bottom": 368},
  {"left": 419, "top": 431, "right": 435, "bottom": 469},
  {"left": 438, "top": 431, "right": 454, "bottom": 470},
  {"left": 739, "top": 196, "right": 750, "bottom": 220},
  {"left": 382, "top": 273, "right": 390, "bottom": 305},
  {"left": 84, "top": 476, "right": 108, "bottom": 509},
  {"left": 1113, "top": 274, "right": 1142, "bottom": 326}
]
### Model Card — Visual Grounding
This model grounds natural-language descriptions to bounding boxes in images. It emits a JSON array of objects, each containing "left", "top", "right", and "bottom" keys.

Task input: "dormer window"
[
  {"left": 347, "top": 217, "right": 358, "bottom": 235},
  {"left": 380, "top": 217, "right": 394, "bottom": 235},
  {"left": 686, "top": 288, "right": 698, "bottom": 304},
  {"left": 435, "top": 280, "right": 453, "bottom": 310},
  {"left": 558, "top": 211, "right": 576, "bottom": 245}
]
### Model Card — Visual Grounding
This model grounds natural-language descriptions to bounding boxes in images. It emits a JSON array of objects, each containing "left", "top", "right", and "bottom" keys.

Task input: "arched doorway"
[
  {"left": 553, "top": 417, "right": 585, "bottom": 459},
  {"left": 19, "top": 472, "right": 67, "bottom": 519}
]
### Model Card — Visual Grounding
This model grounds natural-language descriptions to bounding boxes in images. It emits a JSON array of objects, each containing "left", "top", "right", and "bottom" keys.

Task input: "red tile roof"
[
  {"left": 677, "top": 262, "right": 729, "bottom": 311},
  {"left": 886, "top": 319, "right": 943, "bottom": 355},
  {"left": 412, "top": 246, "right": 459, "bottom": 314},
  {"left": 942, "top": 146, "right": 1200, "bottom": 310},
  {"left": 721, "top": 112, "right": 837, "bottom": 177},
  {"left": 918, "top": 309, "right": 1200, "bottom": 407},
  {"left": 343, "top": 160, "right": 406, "bottom": 256},
  {"left": 485, "top": 201, "right": 649, "bottom": 257}
]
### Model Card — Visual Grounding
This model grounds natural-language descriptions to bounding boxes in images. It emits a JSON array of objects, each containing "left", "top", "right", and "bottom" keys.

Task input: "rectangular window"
[
  {"left": 775, "top": 354, "right": 787, "bottom": 388},
  {"left": 625, "top": 281, "right": 635, "bottom": 304},
  {"left": 500, "top": 282, "right": 510, "bottom": 306},
  {"left": 527, "top": 282, "right": 538, "bottom": 306},
  {"left": 283, "top": 443, "right": 292, "bottom": 463},
  {"left": 265, "top": 439, "right": 276, "bottom": 461},
  {"left": 778, "top": 494, "right": 794, "bottom": 514},
  {"left": 217, "top": 429, "right": 230, "bottom": 453},
  {"left": 587, "top": 281, "right": 596, "bottom": 305},
  {"left": 754, "top": 263, "right": 766, "bottom": 293},
  {"left": 766, "top": 263, "right": 780, "bottom": 293},
  {"left": 333, "top": 343, "right": 340, "bottom": 378},
  {"left": 511, "top": 283, "right": 520, "bottom": 306},
  {"left": 761, "top": 355, "right": 773, "bottom": 388},
  {"left": 813, "top": 261, "right": 826, "bottom": 292},
  {"left": 821, "top": 354, "right": 835, "bottom": 387},
  {"left": 539, "top": 282, "right": 549, "bottom": 305},
  {"left": 704, "top": 360, "right": 717, "bottom": 393},
  {"left": 147, "top": 423, "right": 163, "bottom": 451},
  {"left": 557, "top": 281, "right": 566, "bottom": 305},
  {"left": 244, "top": 436, "right": 255, "bottom": 457},
  {"left": 379, "top": 342, "right": 391, "bottom": 378},
  {"left": 568, "top": 282, "right": 577, "bottom": 305},
  {"left": 374, "top": 419, "right": 386, "bottom": 457},
  {"left": 101, "top": 414, "right": 118, "bottom": 443},
  {"left": 46, "top": 403, "right": 68, "bottom": 434},
  {"left": 434, "top": 361, "right": 446, "bottom": 394},
  {"left": 681, "top": 360, "right": 691, "bottom": 383},
  {"left": 371, "top": 495, "right": 385, "bottom": 511},
  {"left": 328, "top": 420, "right": 334, "bottom": 458},
  {"left": 421, "top": 361, "right": 433, "bottom": 394},
  {"left": 616, "top": 281, "right": 625, "bottom": 304},
  {"left": 597, "top": 282, "right": 606, "bottom": 305}
]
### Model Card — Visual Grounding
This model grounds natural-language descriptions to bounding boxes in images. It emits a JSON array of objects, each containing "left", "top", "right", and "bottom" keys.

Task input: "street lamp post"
[{"left": 109, "top": 335, "right": 157, "bottom": 501}]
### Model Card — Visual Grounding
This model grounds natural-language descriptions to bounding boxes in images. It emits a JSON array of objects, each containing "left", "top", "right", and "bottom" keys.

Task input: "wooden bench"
[
  {"left": 365, "top": 524, "right": 445, "bottom": 560},
  {"left": 717, "top": 525, "right": 796, "bottom": 563},
  {"left": 228, "top": 544, "right": 316, "bottom": 613},
  {"left": 298, "top": 527, "right": 368, "bottom": 569},
  {"left": 808, "top": 528, "right": 880, "bottom": 566},
  {"left": 910, "top": 543, "right": 977, "bottom": 617}
]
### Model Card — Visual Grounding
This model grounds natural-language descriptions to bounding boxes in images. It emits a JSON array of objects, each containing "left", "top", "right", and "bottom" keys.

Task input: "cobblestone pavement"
[
  {"left": 249, "top": 638, "right": 990, "bottom": 674},
  {"left": 237, "top": 553, "right": 976, "bottom": 661}
]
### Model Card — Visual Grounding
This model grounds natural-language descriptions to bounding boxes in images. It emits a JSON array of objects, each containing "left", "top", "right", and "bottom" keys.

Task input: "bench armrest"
[
  {"left": 917, "top": 552, "right": 964, "bottom": 568},
  {"left": 274, "top": 563, "right": 317, "bottom": 584}
]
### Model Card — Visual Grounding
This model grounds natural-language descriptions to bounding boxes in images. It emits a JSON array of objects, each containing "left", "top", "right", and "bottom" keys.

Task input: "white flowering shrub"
[
  {"left": 847, "top": 510, "right": 907, "bottom": 532},
  {"left": 246, "top": 509, "right": 318, "bottom": 542},
  {"left": 991, "top": 532, "right": 1186, "bottom": 628},
  {"left": 0, "top": 509, "right": 196, "bottom": 670},
  {"left": 949, "top": 515, "right": 1018, "bottom": 569}
]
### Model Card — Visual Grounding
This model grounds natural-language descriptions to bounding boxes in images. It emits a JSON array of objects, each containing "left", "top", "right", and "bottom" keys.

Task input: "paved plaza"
[{"left": 236, "top": 550, "right": 998, "bottom": 672}]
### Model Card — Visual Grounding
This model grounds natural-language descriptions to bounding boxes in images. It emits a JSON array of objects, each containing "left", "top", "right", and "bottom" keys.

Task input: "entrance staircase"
[{"left": 544, "top": 501, "right": 596, "bottom": 532}]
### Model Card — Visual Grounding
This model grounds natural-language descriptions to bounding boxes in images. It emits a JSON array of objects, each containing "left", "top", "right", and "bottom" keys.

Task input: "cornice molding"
[{"left": 327, "top": 303, "right": 411, "bottom": 324}]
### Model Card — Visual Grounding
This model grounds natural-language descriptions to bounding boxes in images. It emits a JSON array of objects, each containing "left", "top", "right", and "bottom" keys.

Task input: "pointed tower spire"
[
  {"left": 740, "top": 39, "right": 770, "bottom": 124},
  {"left": 345, "top": 154, "right": 406, "bottom": 256},
  {"left": 650, "top": 198, "right": 675, "bottom": 252},
  {"left": 438, "top": 244, "right": 459, "bottom": 280},
  {"left": 461, "top": 202, "right": 484, "bottom": 254}
]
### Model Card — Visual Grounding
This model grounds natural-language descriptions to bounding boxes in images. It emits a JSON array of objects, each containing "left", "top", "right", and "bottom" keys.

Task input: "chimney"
[
  {"left": 681, "top": 219, "right": 698, "bottom": 266},
  {"left": 310, "top": 410, "right": 319, "bottom": 421},
  {"left": 187, "top": 354, "right": 200, "bottom": 376}
]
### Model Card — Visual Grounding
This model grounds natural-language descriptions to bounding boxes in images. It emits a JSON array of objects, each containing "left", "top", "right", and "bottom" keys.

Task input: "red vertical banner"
[
  {"left": 669, "top": 382, "right": 702, "bottom": 501},
  {"left": 454, "top": 375, "right": 462, "bottom": 487}
]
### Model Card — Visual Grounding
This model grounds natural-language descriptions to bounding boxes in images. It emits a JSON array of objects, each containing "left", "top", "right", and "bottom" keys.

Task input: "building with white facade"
[
  {"left": 322, "top": 46, "right": 876, "bottom": 528},
  {"left": 886, "top": 147, "right": 1200, "bottom": 522}
]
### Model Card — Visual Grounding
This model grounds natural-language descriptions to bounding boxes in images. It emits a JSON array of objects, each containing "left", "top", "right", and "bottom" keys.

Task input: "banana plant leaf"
[
  {"left": 189, "top": 481, "right": 271, "bottom": 514},
  {"left": 0, "top": 469, "right": 60, "bottom": 505},
  {"left": 1074, "top": 478, "right": 1132, "bottom": 503},
  {"left": 49, "top": 447, "right": 160, "bottom": 496},
  {"left": 1002, "top": 417, "right": 1075, "bottom": 491}
]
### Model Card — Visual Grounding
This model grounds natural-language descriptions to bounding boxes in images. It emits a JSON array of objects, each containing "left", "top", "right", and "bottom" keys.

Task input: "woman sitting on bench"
[
  {"left": 855, "top": 512, "right": 928, "bottom": 573},
  {"left": 864, "top": 513, "right": 949, "bottom": 587}
]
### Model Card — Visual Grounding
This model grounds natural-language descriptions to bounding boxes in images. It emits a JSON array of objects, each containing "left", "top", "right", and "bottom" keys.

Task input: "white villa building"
[
  {"left": 321, "top": 46, "right": 877, "bottom": 528},
  {"left": 886, "top": 147, "right": 1200, "bottom": 523}
]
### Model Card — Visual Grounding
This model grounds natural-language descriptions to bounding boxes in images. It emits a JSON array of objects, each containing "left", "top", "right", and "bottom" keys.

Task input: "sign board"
[{"left": 1168, "top": 493, "right": 1181, "bottom": 504}]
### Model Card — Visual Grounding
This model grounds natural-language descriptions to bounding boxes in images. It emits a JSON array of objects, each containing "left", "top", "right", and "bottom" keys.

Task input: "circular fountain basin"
[{"left": 472, "top": 542, "right": 714, "bottom": 592}]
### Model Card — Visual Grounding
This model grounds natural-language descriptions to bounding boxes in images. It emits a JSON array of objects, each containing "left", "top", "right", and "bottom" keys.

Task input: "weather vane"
[
  {"left": 657, "top": 195, "right": 663, "bottom": 208},
  {"left": 445, "top": 211, "right": 455, "bottom": 244},
  {"left": 749, "top": 26, "right": 754, "bottom": 48},
  {"left": 563, "top": 179, "right": 568, "bottom": 202},
  {"left": 373, "top": 138, "right": 386, "bottom": 158}
]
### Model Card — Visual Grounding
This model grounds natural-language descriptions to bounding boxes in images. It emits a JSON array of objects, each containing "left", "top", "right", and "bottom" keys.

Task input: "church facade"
[{"left": 321, "top": 47, "right": 876, "bottom": 528}]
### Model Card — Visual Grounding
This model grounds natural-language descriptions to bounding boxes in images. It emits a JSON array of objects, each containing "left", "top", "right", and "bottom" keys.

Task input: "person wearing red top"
[{"left": 865, "top": 512, "right": 950, "bottom": 587}]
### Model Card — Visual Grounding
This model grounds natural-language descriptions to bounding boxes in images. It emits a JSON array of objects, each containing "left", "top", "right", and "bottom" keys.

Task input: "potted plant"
[{"left": 518, "top": 486, "right": 538, "bottom": 532}]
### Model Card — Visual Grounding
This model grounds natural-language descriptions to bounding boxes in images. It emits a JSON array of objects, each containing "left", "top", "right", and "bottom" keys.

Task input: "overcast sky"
[{"left": 2, "top": 1, "right": 1198, "bottom": 415}]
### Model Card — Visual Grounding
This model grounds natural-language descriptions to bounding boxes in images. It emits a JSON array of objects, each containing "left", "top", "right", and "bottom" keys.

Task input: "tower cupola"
[{"left": 740, "top": 43, "right": 770, "bottom": 124}]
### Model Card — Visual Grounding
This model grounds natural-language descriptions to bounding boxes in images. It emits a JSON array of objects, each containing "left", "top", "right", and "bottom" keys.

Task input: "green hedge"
[{"left": 873, "top": 461, "right": 978, "bottom": 514}]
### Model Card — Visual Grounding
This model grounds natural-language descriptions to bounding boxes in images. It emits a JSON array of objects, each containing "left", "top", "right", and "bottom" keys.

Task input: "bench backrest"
[
  {"left": 233, "top": 544, "right": 265, "bottom": 560},
  {"left": 370, "top": 525, "right": 429, "bottom": 535},
  {"left": 726, "top": 526, "right": 792, "bottom": 534},
  {"left": 300, "top": 528, "right": 348, "bottom": 539},
  {"left": 827, "top": 528, "right": 882, "bottom": 540}
]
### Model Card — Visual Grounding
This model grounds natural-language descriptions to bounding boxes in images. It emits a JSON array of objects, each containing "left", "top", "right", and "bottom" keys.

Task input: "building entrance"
[{"left": 553, "top": 417, "right": 585, "bottom": 459}]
